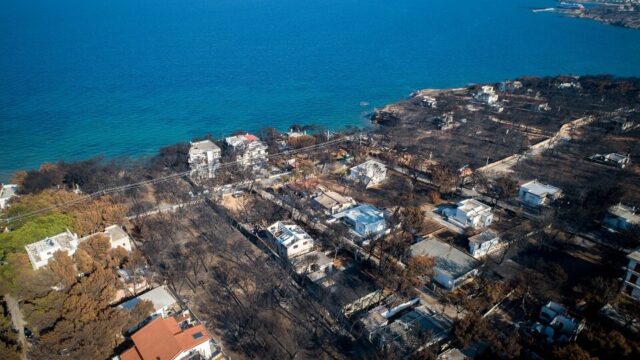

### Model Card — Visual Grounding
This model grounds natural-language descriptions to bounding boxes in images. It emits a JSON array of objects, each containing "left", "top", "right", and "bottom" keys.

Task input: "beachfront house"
[
  {"left": 331, "top": 204, "right": 387, "bottom": 238},
  {"left": 266, "top": 221, "right": 314, "bottom": 260},
  {"left": 410, "top": 238, "right": 480, "bottom": 290},
  {"left": 347, "top": 160, "right": 387, "bottom": 188},
  {"left": 518, "top": 180, "right": 562, "bottom": 207},
  {"left": 449, "top": 199, "right": 493, "bottom": 229},
  {"left": 604, "top": 203, "right": 640, "bottom": 232},
  {"left": 25, "top": 225, "right": 133, "bottom": 269},
  {"left": 468, "top": 230, "right": 502, "bottom": 258},
  {"left": 474, "top": 85, "right": 499, "bottom": 105},
  {"left": 188, "top": 140, "right": 221, "bottom": 179},
  {"left": 311, "top": 187, "right": 356, "bottom": 215},
  {"left": 622, "top": 249, "right": 640, "bottom": 301},
  {"left": 0, "top": 184, "right": 18, "bottom": 209},
  {"left": 119, "top": 315, "right": 222, "bottom": 360},
  {"left": 224, "top": 133, "right": 268, "bottom": 167}
]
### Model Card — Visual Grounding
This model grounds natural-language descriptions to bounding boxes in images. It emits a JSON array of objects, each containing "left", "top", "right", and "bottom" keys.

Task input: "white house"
[
  {"left": 534, "top": 301, "right": 584, "bottom": 344},
  {"left": 290, "top": 250, "right": 334, "bottom": 282},
  {"left": 449, "top": 199, "right": 493, "bottom": 229},
  {"left": 411, "top": 238, "right": 480, "bottom": 290},
  {"left": 622, "top": 249, "right": 640, "bottom": 301},
  {"left": 347, "top": 160, "right": 387, "bottom": 188},
  {"left": 474, "top": 85, "right": 499, "bottom": 105},
  {"left": 188, "top": 140, "right": 221, "bottom": 179},
  {"left": 468, "top": 230, "right": 502, "bottom": 258},
  {"left": 604, "top": 204, "right": 639, "bottom": 232},
  {"left": 331, "top": 204, "right": 387, "bottom": 238},
  {"left": 25, "top": 230, "right": 80, "bottom": 270},
  {"left": 224, "top": 133, "right": 268, "bottom": 166},
  {"left": 0, "top": 184, "right": 18, "bottom": 209},
  {"left": 518, "top": 180, "right": 562, "bottom": 207},
  {"left": 267, "top": 221, "right": 314, "bottom": 259},
  {"left": 312, "top": 188, "right": 356, "bottom": 215},
  {"left": 120, "top": 315, "right": 222, "bottom": 360},
  {"left": 25, "top": 225, "right": 133, "bottom": 269}
]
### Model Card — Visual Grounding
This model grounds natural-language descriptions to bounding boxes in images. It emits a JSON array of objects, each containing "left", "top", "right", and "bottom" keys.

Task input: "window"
[
  {"left": 293, "top": 245, "right": 298, "bottom": 249},
  {"left": 634, "top": 262, "right": 640, "bottom": 273},
  {"left": 303, "top": 241, "right": 308, "bottom": 246},
  {"left": 629, "top": 274, "right": 639, "bottom": 285},
  {"left": 192, "top": 332, "right": 203, "bottom": 339}
]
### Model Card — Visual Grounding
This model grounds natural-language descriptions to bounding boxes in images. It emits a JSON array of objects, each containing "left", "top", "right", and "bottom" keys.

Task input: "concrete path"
[{"left": 4, "top": 294, "right": 28, "bottom": 359}]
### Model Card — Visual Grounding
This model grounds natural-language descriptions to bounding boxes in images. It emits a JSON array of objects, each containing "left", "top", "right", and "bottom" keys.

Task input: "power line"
[{"left": 1, "top": 136, "right": 351, "bottom": 226}]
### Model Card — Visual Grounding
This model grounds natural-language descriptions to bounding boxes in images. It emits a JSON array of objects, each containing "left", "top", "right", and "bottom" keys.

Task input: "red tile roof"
[{"left": 120, "top": 317, "right": 211, "bottom": 360}]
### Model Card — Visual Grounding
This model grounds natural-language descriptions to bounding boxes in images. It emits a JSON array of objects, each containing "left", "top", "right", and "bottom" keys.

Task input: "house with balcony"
[
  {"left": 448, "top": 199, "right": 493, "bottom": 229},
  {"left": 188, "top": 140, "right": 221, "bottom": 179},
  {"left": 224, "top": 133, "right": 268, "bottom": 167},
  {"left": 347, "top": 160, "right": 387, "bottom": 188},
  {"left": 622, "top": 249, "right": 640, "bottom": 301},
  {"left": 518, "top": 180, "right": 562, "bottom": 207},
  {"left": 266, "top": 221, "right": 314, "bottom": 260}
]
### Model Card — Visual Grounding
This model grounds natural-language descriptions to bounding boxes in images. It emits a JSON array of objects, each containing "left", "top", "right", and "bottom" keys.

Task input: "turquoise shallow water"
[{"left": 2, "top": 0, "right": 640, "bottom": 181}]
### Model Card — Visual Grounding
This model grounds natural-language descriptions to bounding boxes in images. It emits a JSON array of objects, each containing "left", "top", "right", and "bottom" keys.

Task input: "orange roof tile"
[{"left": 122, "top": 317, "right": 211, "bottom": 360}]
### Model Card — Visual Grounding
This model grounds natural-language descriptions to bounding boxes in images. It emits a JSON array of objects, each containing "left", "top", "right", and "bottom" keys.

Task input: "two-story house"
[
  {"left": 331, "top": 204, "right": 387, "bottom": 238},
  {"left": 266, "top": 221, "right": 314, "bottom": 259},
  {"left": 518, "top": 180, "right": 562, "bottom": 207},
  {"left": 449, "top": 199, "right": 493, "bottom": 229},
  {"left": 311, "top": 187, "right": 356, "bottom": 215},
  {"left": 468, "top": 230, "right": 502, "bottom": 258},
  {"left": 224, "top": 133, "right": 268, "bottom": 167},
  {"left": 188, "top": 140, "right": 221, "bottom": 179}
]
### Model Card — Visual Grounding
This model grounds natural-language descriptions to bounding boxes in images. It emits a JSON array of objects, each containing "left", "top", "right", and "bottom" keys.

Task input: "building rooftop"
[
  {"left": 468, "top": 230, "right": 499, "bottom": 245},
  {"left": 120, "top": 316, "right": 211, "bottom": 360},
  {"left": 120, "top": 286, "right": 177, "bottom": 312},
  {"left": 189, "top": 139, "right": 220, "bottom": 154},
  {"left": 608, "top": 204, "right": 640, "bottom": 225},
  {"left": 105, "top": 224, "right": 130, "bottom": 243},
  {"left": 411, "top": 239, "right": 480, "bottom": 280},
  {"left": 520, "top": 180, "right": 561, "bottom": 197},
  {"left": 24, "top": 230, "right": 78, "bottom": 264},
  {"left": 628, "top": 249, "right": 640, "bottom": 263},
  {"left": 0, "top": 184, "right": 17, "bottom": 200},
  {"left": 313, "top": 189, "right": 355, "bottom": 210},
  {"left": 267, "top": 221, "right": 314, "bottom": 248},
  {"left": 332, "top": 204, "right": 385, "bottom": 226},
  {"left": 458, "top": 199, "right": 490, "bottom": 213}
]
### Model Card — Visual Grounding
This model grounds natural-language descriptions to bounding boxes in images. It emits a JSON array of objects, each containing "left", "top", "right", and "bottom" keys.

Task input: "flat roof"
[
  {"left": 332, "top": 204, "right": 384, "bottom": 225},
  {"left": 458, "top": 199, "right": 490, "bottom": 213},
  {"left": 189, "top": 139, "right": 220, "bottom": 153},
  {"left": 313, "top": 190, "right": 354, "bottom": 209},
  {"left": 0, "top": 184, "right": 17, "bottom": 199},
  {"left": 608, "top": 204, "right": 640, "bottom": 225},
  {"left": 468, "top": 230, "right": 499, "bottom": 244},
  {"left": 520, "top": 180, "right": 561, "bottom": 197},
  {"left": 120, "top": 286, "right": 177, "bottom": 312},
  {"left": 411, "top": 239, "right": 480, "bottom": 279}
]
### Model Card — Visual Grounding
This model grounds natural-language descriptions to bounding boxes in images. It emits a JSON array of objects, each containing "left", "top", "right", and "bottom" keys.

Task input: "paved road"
[{"left": 5, "top": 294, "right": 28, "bottom": 359}]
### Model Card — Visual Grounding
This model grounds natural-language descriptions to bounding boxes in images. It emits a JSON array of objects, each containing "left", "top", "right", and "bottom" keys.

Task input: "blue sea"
[{"left": 2, "top": 0, "right": 640, "bottom": 181}]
